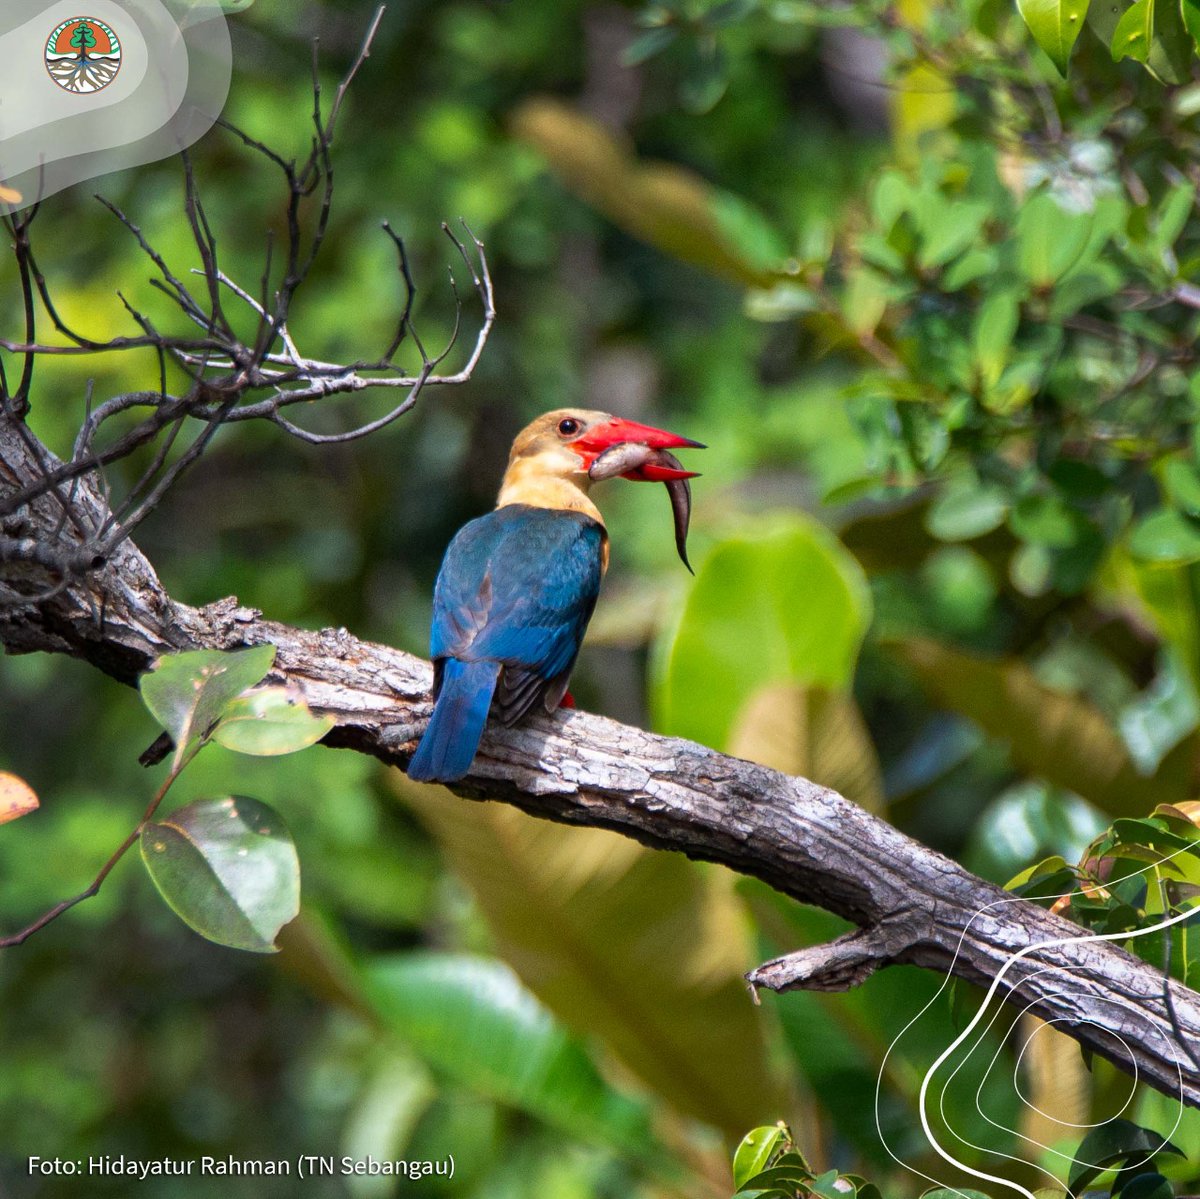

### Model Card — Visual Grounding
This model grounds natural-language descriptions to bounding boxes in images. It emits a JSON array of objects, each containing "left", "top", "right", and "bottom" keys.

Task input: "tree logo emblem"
[{"left": 44, "top": 17, "right": 122, "bottom": 95}]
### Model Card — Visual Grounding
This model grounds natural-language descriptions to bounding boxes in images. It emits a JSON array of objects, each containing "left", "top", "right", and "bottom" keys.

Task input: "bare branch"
[{"left": 0, "top": 6, "right": 494, "bottom": 608}]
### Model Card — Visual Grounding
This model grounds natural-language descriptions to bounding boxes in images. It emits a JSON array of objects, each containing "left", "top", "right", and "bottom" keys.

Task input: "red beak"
[{"left": 573, "top": 417, "right": 705, "bottom": 479}]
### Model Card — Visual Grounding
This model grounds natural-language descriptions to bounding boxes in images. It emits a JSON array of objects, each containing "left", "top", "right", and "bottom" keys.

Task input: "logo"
[{"left": 44, "top": 17, "right": 121, "bottom": 94}]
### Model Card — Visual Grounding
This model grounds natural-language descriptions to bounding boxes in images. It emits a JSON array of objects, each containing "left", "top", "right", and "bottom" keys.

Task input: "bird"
[{"left": 406, "top": 408, "right": 703, "bottom": 783}]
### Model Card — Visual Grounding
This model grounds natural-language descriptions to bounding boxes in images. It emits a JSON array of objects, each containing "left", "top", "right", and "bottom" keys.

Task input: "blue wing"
[{"left": 430, "top": 504, "right": 605, "bottom": 723}]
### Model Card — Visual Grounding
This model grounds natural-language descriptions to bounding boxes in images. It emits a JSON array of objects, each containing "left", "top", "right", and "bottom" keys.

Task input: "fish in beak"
[{"left": 587, "top": 437, "right": 702, "bottom": 573}]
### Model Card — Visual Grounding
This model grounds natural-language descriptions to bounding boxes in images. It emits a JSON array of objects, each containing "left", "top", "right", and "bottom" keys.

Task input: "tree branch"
[{"left": 1, "top": 418, "right": 1198, "bottom": 1111}]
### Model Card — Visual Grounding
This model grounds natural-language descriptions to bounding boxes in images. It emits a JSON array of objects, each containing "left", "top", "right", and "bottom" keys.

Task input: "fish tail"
[{"left": 407, "top": 659, "right": 500, "bottom": 783}]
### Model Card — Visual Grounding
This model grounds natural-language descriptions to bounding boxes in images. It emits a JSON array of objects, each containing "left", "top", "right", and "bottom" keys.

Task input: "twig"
[{"left": 0, "top": 760, "right": 182, "bottom": 948}]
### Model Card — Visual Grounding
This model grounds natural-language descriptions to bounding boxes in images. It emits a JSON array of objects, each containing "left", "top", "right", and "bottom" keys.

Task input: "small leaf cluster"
[
  {"left": 1009, "top": 802, "right": 1200, "bottom": 986},
  {"left": 733, "top": 1119, "right": 1187, "bottom": 1198},
  {"left": 730, "top": 1124, "right": 883, "bottom": 1199},
  {"left": 137, "top": 646, "right": 333, "bottom": 952},
  {"left": 625, "top": 0, "right": 759, "bottom": 113},
  {"left": 1019, "top": 0, "right": 1200, "bottom": 81}
]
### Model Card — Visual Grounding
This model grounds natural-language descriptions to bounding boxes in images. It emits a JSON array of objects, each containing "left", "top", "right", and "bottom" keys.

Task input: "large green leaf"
[
  {"left": 1017, "top": 0, "right": 1091, "bottom": 74},
  {"left": 140, "top": 796, "right": 299, "bottom": 953},
  {"left": 890, "top": 638, "right": 1193, "bottom": 816},
  {"left": 212, "top": 687, "right": 334, "bottom": 756},
  {"left": 653, "top": 514, "right": 871, "bottom": 752},
  {"left": 397, "top": 781, "right": 792, "bottom": 1139},
  {"left": 139, "top": 646, "right": 276, "bottom": 770},
  {"left": 364, "top": 952, "right": 658, "bottom": 1155}
]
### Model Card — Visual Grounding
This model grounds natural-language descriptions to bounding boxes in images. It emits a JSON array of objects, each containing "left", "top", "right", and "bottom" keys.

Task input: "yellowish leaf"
[
  {"left": 511, "top": 98, "right": 778, "bottom": 289},
  {"left": 0, "top": 771, "right": 38, "bottom": 825},
  {"left": 729, "top": 683, "right": 884, "bottom": 813},
  {"left": 891, "top": 637, "right": 1193, "bottom": 816},
  {"left": 1017, "top": 1015, "right": 1091, "bottom": 1151},
  {"left": 394, "top": 774, "right": 795, "bottom": 1139}
]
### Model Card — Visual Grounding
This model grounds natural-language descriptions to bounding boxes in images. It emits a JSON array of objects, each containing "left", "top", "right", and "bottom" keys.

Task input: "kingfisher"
[{"left": 406, "top": 409, "right": 703, "bottom": 783}]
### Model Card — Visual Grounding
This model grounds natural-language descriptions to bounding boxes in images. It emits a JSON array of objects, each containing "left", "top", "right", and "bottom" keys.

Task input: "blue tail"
[{"left": 407, "top": 659, "right": 501, "bottom": 782}]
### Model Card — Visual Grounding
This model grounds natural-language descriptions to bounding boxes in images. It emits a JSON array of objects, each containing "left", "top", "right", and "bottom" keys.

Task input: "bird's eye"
[{"left": 557, "top": 418, "right": 581, "bottom": 437}]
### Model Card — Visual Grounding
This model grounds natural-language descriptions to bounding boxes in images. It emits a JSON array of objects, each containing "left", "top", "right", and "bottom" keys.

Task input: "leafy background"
[{"left": 5, "top": 0, "right": 1200, "bottom": 1195}]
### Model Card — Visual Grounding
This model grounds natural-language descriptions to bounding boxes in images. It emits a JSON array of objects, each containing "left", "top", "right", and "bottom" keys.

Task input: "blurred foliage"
[{"left": 6, "top": 0, "right": 1200, "bottom": 1195}]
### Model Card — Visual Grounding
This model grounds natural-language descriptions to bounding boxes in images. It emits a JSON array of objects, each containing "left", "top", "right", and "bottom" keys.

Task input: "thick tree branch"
[{"left": 1, "top": 418, "right": 1198, "bottom": 1110}]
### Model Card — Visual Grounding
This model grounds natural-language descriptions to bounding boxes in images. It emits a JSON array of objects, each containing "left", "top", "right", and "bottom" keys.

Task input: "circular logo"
[{"left": 44, "top": 17, "right": 122, "bottom": 95}]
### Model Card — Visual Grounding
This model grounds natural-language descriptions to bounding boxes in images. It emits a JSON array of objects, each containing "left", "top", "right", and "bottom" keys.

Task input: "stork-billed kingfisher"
[{"left": 406, "top": 409, "right": 703, "bottom": 783}]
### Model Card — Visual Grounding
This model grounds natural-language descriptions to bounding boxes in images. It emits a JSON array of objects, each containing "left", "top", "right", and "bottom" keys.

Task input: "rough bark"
[{"left": 2, "top": 418, "right": 1199, "bottom": 1109}]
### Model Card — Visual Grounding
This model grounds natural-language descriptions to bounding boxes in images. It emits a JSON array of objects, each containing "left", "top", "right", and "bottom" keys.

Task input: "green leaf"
[
  {"left": 1007, "top": 853, "right": 1071, "bottom": 892},
  {"left": 621, "top": 26, "right": 678, "bottom": 66},
  {"left": 942, "top": 246, "right": 999, "bottom": 290},
  {"left": 1147, "top": 0, "right": 1194, "bottom": 81},
  {"left": 1017, "top": 192, "right": 1092, "bottom": 287},
  {"left": 808, "top": 1171, "right": 853, "bottom": 1199},
  {"left": 1119, "top": 652, "right": 1199, "bottom": 773},
  {"left": 915, "top": 196, "right": 991, "bottom": 270},
  {"left": 735, "top": 1163, "right": 811, "bottom": 1194},
  {"left": 680, "top": 40, "right": 729, "bottom": 113},
  {"left": 1129, "top": 509, "right": 1200, "bottom": 564},
  {"left": 1153, "top": 181, "right": 1195, "bottom": 250},
  {"left": 1018, "top": 0, "right": 1092, "bottom": 73},
  {"left": 1010, "top": 492, "right": 1082, "bottom": 547},
  {"left": 1087, "top": 0, "right": 1130, "bottom": 45},
  {"left": 1116, "top": 550, "right": 1200, "bottom": 691},
  {"left": 140, "top": 796, "right": 299, "bottom": 953},
  {"left": 926, "top": 479, "right": 1010, "bottom": 541},
  {"left": 732, "top": 1126, "right": 786, "bottom": 1189},
  {"left": 364, "top": 952, "right": 658, "bottom": 1153},
  {"left": 890, "top": 637, "right": 1191, "bottom": 815},
  {"left": 212, "top": 687, "right": 334, "bottom": 756},
  {"left": 1112, "top": 0, "right": 1153, "bottom": 61},
  {"left": 140, "top": 646, "right": 276, "bottom": 770},
  {"left": 653, "top": 514, "right": 871, "bottom": 751},
  {"left": 396, "top": 782, "right": 791, "bottom": 1139},
  {"left": 973, "top": 288, "right": 1022, "bottom": 386},
  {"left": 841, "top": 267, "right": 889, "bottom": 336},
  {"left": 1068, "top": 1118, "right": 1183, "bottom": 1194},
  {"left": 1184, "top": 0, "right": 1200, "bottom": 49},
  {"left": 1163, "top": 458, "right": 1200, "bottom": 515},
  {"left": 1115, "top": 1176, "right": 1174, "bottom": 1199}
]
